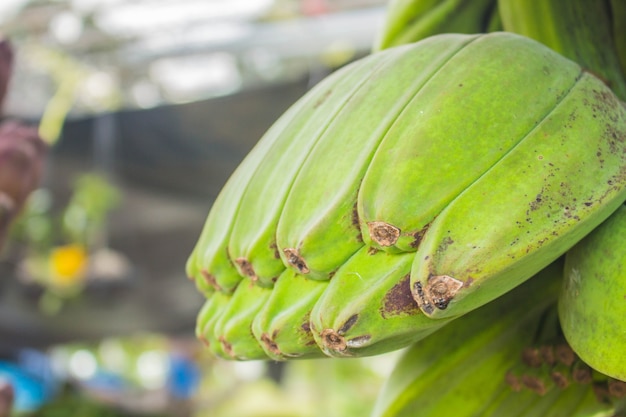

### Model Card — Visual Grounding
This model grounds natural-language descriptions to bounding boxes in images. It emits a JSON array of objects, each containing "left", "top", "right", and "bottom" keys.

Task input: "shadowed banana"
[
  {"left": 411, "top": 68, "right": 626, "bottom": 320},
  {"left": 371, "top": 261, "right": 562, "bottom": 417},
  {"left": 373, "top": 0, "right": 496, "bottom": 51},
  {"left": 559, "top": 204, "right": 626, "bottom": 382},
  {"left": 611, "top": 0, "right": 626, "bottom": 78},
  {"left": 251, "top": 269, "right": 328, "bottom": 360},
  {"left": 275, "top": 34, "right": 476, "bottom": 280},
  {"left": 226, "top": 51, "right": 389, "bottom": 288},
  {"left": 310, "top": 247, "right": 451, "bottom": 359},
  {"left": 211, "top": 280, "right": 272, "bottom": 360},
  {"left": 359, "top": 32, "right": 581, "bottom": 253}
]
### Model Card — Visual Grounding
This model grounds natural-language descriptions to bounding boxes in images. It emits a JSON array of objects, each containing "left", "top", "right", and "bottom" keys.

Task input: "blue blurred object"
[
  {"left": 166, "top": 353, "right": 200, "bottom": 399},
  {"left": 0, "top": 349, "right": 58, "bottom": 412}
]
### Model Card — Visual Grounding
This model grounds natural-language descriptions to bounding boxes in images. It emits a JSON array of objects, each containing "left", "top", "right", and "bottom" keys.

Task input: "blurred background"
[{"left": 0, "top": 0, "right": 402, "bottom": 415}]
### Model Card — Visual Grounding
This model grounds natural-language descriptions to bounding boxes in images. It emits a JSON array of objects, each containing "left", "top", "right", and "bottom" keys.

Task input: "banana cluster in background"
[{"left": 186, "top": 0, "right": 626, "bottom": 416}]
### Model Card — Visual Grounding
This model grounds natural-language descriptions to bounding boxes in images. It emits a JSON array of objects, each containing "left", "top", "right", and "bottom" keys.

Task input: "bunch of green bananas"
[{"left": 186, "top": 0, "right": 626, "bottom": 414}]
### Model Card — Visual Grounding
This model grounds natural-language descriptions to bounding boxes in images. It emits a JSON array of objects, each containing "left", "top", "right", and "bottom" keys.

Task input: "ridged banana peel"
[{"left": 188, "top": 32, "right": 626, "bottom": 361}]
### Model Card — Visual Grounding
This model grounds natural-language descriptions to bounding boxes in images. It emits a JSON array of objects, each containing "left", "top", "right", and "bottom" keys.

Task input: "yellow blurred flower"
[{"left": 49, "top": 243, "right": 88, "bottom": 286}]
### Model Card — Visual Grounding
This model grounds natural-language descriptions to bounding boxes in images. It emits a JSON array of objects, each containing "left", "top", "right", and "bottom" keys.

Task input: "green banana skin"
[
  {"left": 226, "top": 51, "right": 390, "bottom": 288},
  {"left": 371, "top": 261, "right": 562, "bottom": 417},
  {"left": 275, "top": 35, "right": 477, "bottom": 280},
  {"left": 359, "top": 32, "right": 581, "bottom": 254},
  {"left": 185, "top": 249, "right": 213, "bottom": 298},
  {"left": 211, "top": 280, "right": 272, "bottom": 360},
  {"left": 196, "top": 291, "right": 232, "bottom": 358},
  {"left": 411, "top": 70, "right": 626, "bottom": 320},
  {"left": 373, "top": 0, "right": 496, "bottom": 51},
  {"left": 559, "top": 204, "right": 626, "bottom": 382},
  {"left": 185, "top": 79, "right": 323, "bottom": 295},
  {"left": 310, "top": 247, "right": 452, "bottom": 359},
  {"left": 251, "top": 268, "right": 328, "bottom": 360},
  {"left": 498, "top": 0, "right": 626, "bottom": 101}
]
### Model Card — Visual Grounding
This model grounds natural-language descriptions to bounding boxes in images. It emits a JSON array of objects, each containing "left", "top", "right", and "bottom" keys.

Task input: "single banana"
[
  {"left": 226, "top": 51, "right": 390, "bottom": 288},
  {"left": 310, "top": 247, "right": 450, "bottom": 359},
  {"left": 251, "top": 268, "right": 328, "bottom": 360},
  {"left": 410, "top": 66, "right": 626, "bottom": 320},
  {"left": 559, "top": 204, "right": 626, "bottom": 382},
  {"left": 211, "top": 280, "right": 272, "bottom": 360},
  {"left": 373, "top": 0, "right": 496, "bottom": 51},
  {"left": 498, "top": 0, "right": 626, "bottom": 101},
  {"left": 359, "top": 32, "right": 581, "bottom": 253},
  {"left": 275, "top": 34, "right": 477, "bottom": 280},
  {"left": 196, "top": 290, "right": 232, "bottom": 358},
  {"left": 371, "top": 261, "right": 562, "bottom": 417}
]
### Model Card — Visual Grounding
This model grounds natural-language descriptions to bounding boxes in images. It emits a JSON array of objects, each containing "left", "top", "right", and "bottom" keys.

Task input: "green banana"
[
  {"left": 558, "top": 204, "right": 626, "bottom": 382},
  {"left": 225, "top": 51, "right": 390, "bottom": 288},
  {"left": 359, "top": 32, "right": 581, "bottom": 253},
  {"left": 211, "top": 280, "right": 272, "bottom": 360},
  {"left": 410, "top": 66, "right": 626, "bottom": 319},
  {"left": 373, "top": 0, "right": 496, "bottom": 51},
  {"left": 371, "top": 261, "right": 562, "bottom": 417},
  {"left": 498, "top": 0, "right": 626, "bottom": 101},
  {"left": 195, "top": 290, "right": 232, "bottom": 357},
  {"left": 309, "top": 247, "right": 450, "bottom": 358},
  {"left": 251, "top": 268, "right": 328, "bottom": 360},
  {"left": 275, "top": 34, "right": 477, "bottom": 280}
]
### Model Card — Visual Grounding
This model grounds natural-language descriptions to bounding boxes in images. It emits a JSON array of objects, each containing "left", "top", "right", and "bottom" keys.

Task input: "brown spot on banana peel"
[
  {"left": 413, "top": 275, "right": 466, "bottom": 315},
  {"left": 201, "top": 269, "right": 223, "bottom": 292},
  {"left": 381, "top": 274, "right": 420, "bottom": 318},
  {"left": 235, "top": 258, "right": 258, "bottom": 281},
  {"left": 260, "top": 333, "right": 282, "bottom": 356},
  {"left": 219, "top": 336, "right": 234, "bottom": 358},
  {"left": 608, "top": 379, "right": 626, "bottom": 398},
  {"left": 283, "top": 248, "right": 310, "bottom": 274},
  {"left": 321, "top": 329, "right": 347, "bottom": 351}
]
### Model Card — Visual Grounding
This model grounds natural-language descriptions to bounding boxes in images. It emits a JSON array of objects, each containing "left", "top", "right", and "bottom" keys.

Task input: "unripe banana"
[
  {"left": 251, "top": 269, "right": 328, "bottom": 360},
  {"left": 373, "top": 0, "right": 496, "bottom": 51},
  {"left": 559, "top": 204, "right": 626, "bottom": 382},
  {"left": 411, "top": 68, "right": 626, "bottom": 319},
  {"left": 211, "top": 280, "right": 272, "bottom": 360},
  {"left": 310, "top": 247, "right": 449, "bottom": 359},
  {"left": 226, "top": 52, "right": 388, "bottom": 287},
  {"left": 195, "top": 290, "right": 232, "bottom": 357},
  {"left": 371, "top": 261, "right": 562, "bottom": 417},
  {"left": 359, "top": 32, "right": 581, "bottom": 253},
  {"left": 275, "top": 34, "right": 477, "bottom": 280}
]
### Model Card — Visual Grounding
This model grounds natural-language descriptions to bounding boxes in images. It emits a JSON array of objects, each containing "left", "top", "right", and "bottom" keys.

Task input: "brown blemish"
[
  {"left": 338, "top": 314, "right": 359, "bottom": 334},
  {"left": 283, "top": 248, "right": 310, "bottom": 274},
  {"left": 505, "top": 371, "right": 522, "bottom": 392},
  {"left": 539, "top": 345, "right": 555, "bottom": 366},
  {"left": 219, "top": 336, "right": 234, "bottom": 358},
  {"left": 522, "top": 375, "right": 551, "bottom": 396},
  {"left": 367, "top": 247, "right": 380, "bottom": 255},
  {"left": 413, "top": 281, "right": 433, "bottom": 315},
  {"left": 198, "top": 335, "right": 210, "bottom": 347},
  {"left": 381, "top": 274, "right": 419, "bottom": 318},
  {"left": 352, "top": 202, "right": 363, "bottom": 243},
  {"left": 550, "top": 370, "right": 570, "bottom": 389},
  {"left": 554, "top": 344, "right": 576, "bottom": 366},
  {"left": 301, "top": 321, "right": 311, "bottom": 333},
  {"left": 313, "top": 89, "right": 332, "bottom": 109},
  {"left": 608, "top": 379, "right": 626, "bottom": 398},
  {"left": 521, "top": 347, "right": 543, "bottom": 368},
  {"left": 410, "top": 224, "right": 429, "bottom": 249},
  {"left": 270, "top": 242, "right": 280, "bottom": 259},
  {"left": 320, "top": 329, "right": 347, "bottom": 351},
  {"left": 346, "top": 335, "right": 371, "bottom": 348},
  {"left": 572, "top": 362, "right": 593, "bottom": 384},
  {"left": 201, "top": 269, "right": 223, "bottom": 292},
  {"left": 260, "top": 333, "right": 281, "bottom": 356},
  {"left": 367, "top": 221, "right": 400, "bottom": 247},
  {"left": 235, "top": 258, "right": 258, "bottom": 281}
]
